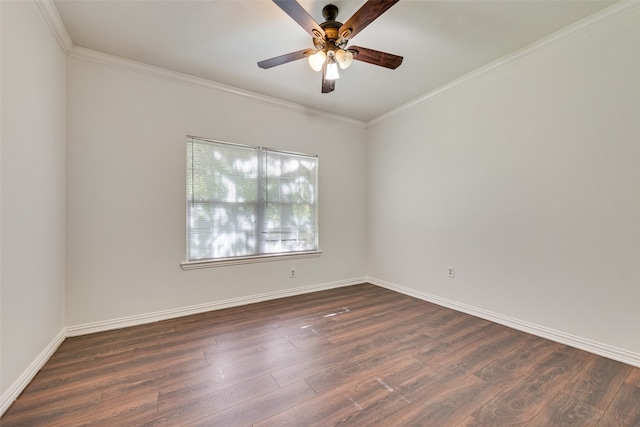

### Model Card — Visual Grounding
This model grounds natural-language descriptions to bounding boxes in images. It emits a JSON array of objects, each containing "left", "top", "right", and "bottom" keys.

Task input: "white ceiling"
[{"left": 53, "top": 0, "right": 616, "bottom": 122}]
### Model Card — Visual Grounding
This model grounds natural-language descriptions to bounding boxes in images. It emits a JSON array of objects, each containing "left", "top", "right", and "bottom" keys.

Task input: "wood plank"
[
  {"left": 2, "top": 283, "right": 639, "bottom": 426},
  {"left": 596, "top": 383, "right": 640, "bottom": 427},
  {"left": 135, "top": 373, "right": 280, "bottom": 425},
  {"left": 184, "top": 380, "right": 316, "bottom": 427},
  {"left": 625, "top": 366, "right": 640, "bottom": 387},
  {"left": 71, "top": 392, "right": 160, "bottom": 426},
  {"left": 475, "top": 335, "right": 558, "bottom": 388},
  {"left": 442, "top": 327, "right": 530, "bottom": 374},
  {"left": 304, "top": 333, "right": 435, "bottom": 394},
  {"left": 283, "top": 322, "right": 437, "bottom": 386},
  {"left": 401, "top": 375, "right": 499, "bottom": 425},
  {"left": 469, "top": 351, "right": 584, "bottom": 425},
  {"left": 347, "top": 373, "right": 499, "bottom": 426},
  {"left": 254, "top": 356, "right": 427, "bottom": 427},
  {"left": 526, "top": 392, "right": 603, "bottom": 426},
  {"left": 0, "top": 390, "right": 102, "bottom": 426},
  {"left": 204, "top": 335, "right": 297, "bottom": 363},
  {"left": 562, "top": 355, "right": 632, "bottom": 410},
  {"left": 414, "top": 321, "right": 506, "bottom": 366}
]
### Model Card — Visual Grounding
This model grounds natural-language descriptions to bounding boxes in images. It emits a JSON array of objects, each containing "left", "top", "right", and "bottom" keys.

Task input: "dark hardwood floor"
[{"left": 2, "top": 283, "right": 639, "bottom": 426}]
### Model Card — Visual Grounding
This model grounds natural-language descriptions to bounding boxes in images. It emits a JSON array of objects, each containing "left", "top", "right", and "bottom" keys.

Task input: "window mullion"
[{"left": 256, "top": 147, "right": 266, "bottom": 255}]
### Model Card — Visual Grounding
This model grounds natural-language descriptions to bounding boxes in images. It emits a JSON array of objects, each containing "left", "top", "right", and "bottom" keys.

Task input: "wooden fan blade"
[
  {"left": 273, "top": 0, "right": 325, "bottom": 39},
  {"left": 258, "top": 49, "right": 314, "bottom": 69},
  {"left": 339, "top": 0, "right": 399, "bottom": 40},
  {"left": 321, "top": 77, "right": 335, "bottom": 93},
  {"left": 350, "top": 46, "right": 403, "bottom": 69},
  {"left": 321, "top": 62, "right": 335, "bottom": 93}
]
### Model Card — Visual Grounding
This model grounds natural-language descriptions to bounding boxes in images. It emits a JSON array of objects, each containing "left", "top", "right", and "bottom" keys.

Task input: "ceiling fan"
[{"left": 258, "top": 0, "right": 403, "bottom": 93}]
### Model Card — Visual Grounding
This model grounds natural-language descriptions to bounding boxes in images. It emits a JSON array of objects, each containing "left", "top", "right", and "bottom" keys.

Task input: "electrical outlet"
[
  {"left": 447, "top": 266, "right": 455, "bottom": 278},
  {"left": 290, "top": 268, "right": 296, "bottom": 279}
]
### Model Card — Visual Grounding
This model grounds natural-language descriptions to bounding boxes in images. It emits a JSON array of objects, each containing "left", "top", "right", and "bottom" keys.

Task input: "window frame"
[{"left": 181, "top": 136, "right": 321, "bottom": 270}]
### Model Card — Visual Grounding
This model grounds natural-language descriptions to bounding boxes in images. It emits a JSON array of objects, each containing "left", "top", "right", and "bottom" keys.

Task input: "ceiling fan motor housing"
[
  {"left": 316, "top": 5, "right": 348, "bottom": 50},
  {"left": 322, "top": 4, "right": 339, "bottom": 21}
]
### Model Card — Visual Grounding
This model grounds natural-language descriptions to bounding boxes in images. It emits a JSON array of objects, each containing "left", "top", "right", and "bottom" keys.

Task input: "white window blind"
[{"left": 186, "top": 137, "right": 318, "bottom": 262}]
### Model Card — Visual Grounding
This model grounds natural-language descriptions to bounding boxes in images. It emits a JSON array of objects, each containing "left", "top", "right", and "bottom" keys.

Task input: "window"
[{"left": 184, "top": 136, "right": 319, "bottom": 266}]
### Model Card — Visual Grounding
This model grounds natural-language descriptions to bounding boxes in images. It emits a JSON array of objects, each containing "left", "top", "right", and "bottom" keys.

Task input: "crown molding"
[
  {"left": 66, "top": 46, "right": 366, "bottom": 128},
  {"left": 34, "top": 0, "right": 366, "bottom": 128},
  {"left": 35, "top": 0, "right": 73, "bottom": 53},
  {"left": 367, "top": 0, "right": 640, "bottom": 126},
  {"left": 34, "top": 0, "right": 640, "bottom": 129}
]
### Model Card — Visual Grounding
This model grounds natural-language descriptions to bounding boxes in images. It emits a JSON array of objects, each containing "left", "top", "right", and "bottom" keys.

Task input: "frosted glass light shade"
[
  {"left": 325, "top": 60, "right": 340, "bottom": 80},
  {"left": 335, "top": 49, "right": 353, "bottom": 69},
  {"left": 308, "top": 50, "right": 326, "bottom": 72}
]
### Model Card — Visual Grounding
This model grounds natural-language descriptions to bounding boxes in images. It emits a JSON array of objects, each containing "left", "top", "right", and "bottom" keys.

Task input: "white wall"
[
  {"left": 367, "top": 7, "right": 640, "bottom": 358},
  {"left": 1, "top": 0, "right": 66, "bottom": 396},
  {"left": 65, "top": 57, "right": 367, "bottom": 327},
  {"left": 2, "top": 2, "right": 638, "bottom": 412}
]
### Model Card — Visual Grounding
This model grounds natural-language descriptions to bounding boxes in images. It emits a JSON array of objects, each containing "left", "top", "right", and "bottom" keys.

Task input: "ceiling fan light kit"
[
  {"left": 308, "top": 50, "right": 326, "bottom": 72},
  {"left": 325, "top": 52, "right": 341, "bottom": 80},
  {"left": 335, "top": 49, "right": 354, "bottom": 70},
  {"left": 258, "top": 0, "right": 403, "bottom": 93}
]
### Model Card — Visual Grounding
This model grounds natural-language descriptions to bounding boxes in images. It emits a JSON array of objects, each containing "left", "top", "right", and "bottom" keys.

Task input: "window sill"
[{"left": 181, "top": 250, "right": 322, "bottom": 270}]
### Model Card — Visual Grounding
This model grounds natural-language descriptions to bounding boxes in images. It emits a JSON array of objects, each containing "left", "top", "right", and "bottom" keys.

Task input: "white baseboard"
[
  {"left": 0, "top": 329, "right": 66, "bottom": 416},
  {"left": 368, "top": 276, "right": 640, "bottom": 368},
  {"left": 1, "top": 277, "right": 364, "bottom": 417},
  {"left": 7, "top": 275, "right": 635, "bottom": 420},
  {"left": 66, "top": 277, "right": 365, "bottom": 337}
]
